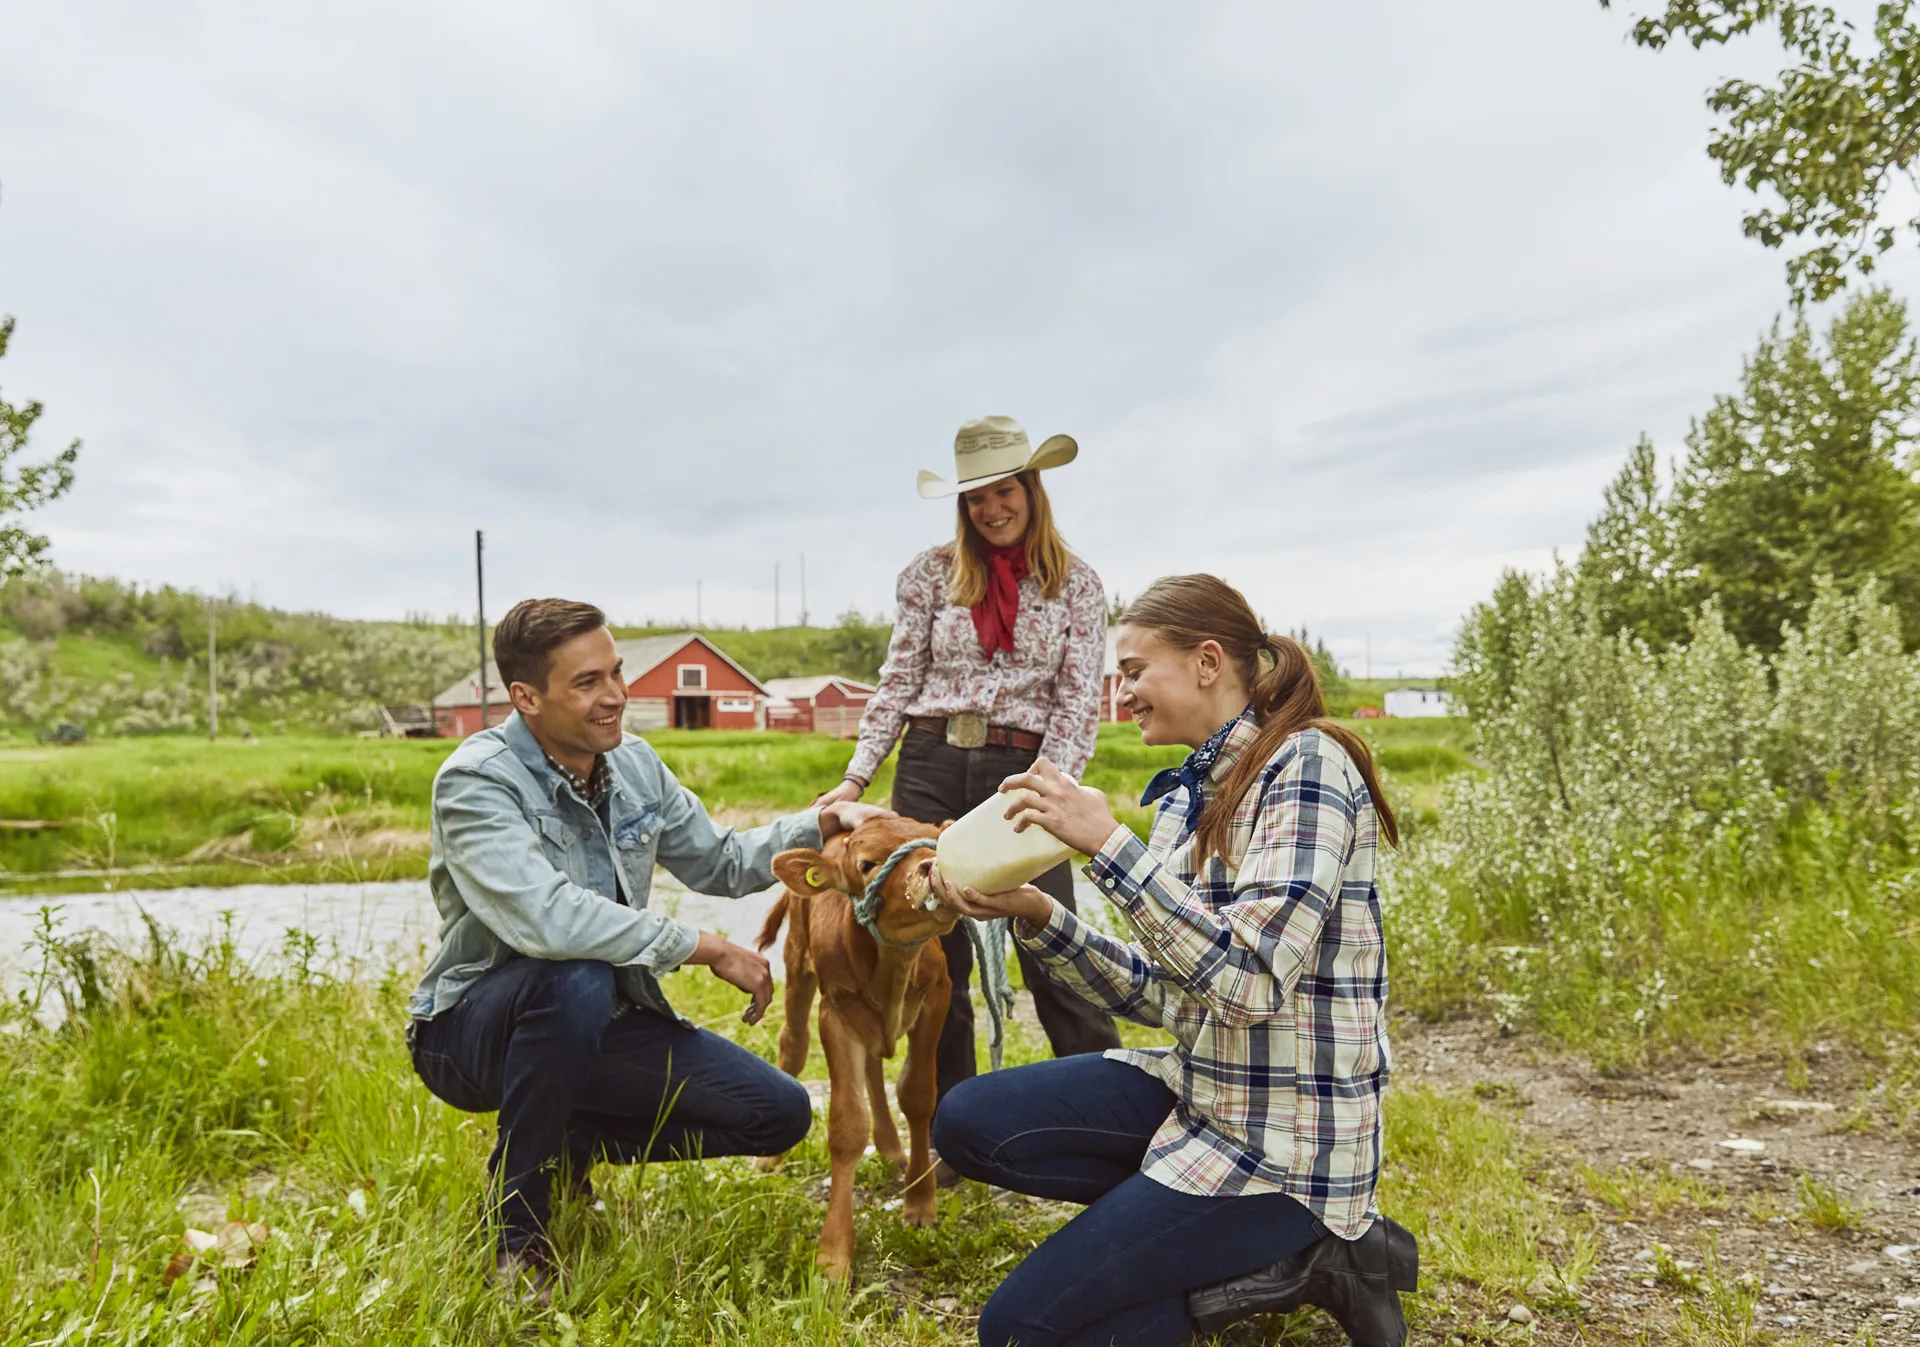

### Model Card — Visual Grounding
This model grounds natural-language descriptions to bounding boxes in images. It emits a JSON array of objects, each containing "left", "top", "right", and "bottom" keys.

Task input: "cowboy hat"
[{"left": 916, "top": 415, "right": 1078, "bottom": 499}]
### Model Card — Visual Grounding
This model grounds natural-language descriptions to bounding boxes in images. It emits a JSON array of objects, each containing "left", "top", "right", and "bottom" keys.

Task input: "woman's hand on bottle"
[
  {"left": 812, "top": 778, "right": 864, "bottom": 808},
  {"left": 999, "top": 758, "right": 1122, "bottom": 856},
  {"left": 929, "top": 866, "right": 1053, "bottom": 926}
]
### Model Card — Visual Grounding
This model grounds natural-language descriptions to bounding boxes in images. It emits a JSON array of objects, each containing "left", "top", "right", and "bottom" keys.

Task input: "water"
[
  {"left": 0, "top": 871, "right": 794, "bottom": 1005},
  {"left": 0, "top": 871, "right": 1114, "bottom": 1005}
]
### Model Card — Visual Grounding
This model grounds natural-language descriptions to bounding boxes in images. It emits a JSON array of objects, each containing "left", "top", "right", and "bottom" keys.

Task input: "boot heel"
[{"left": 1382, "top": 1219, "right": 1419, "bottom": 1292}]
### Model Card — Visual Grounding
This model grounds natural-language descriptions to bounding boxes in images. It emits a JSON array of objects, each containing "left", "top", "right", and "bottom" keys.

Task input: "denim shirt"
[{"left": 407, "top": 712, "right": 822, "bottom": 1023}]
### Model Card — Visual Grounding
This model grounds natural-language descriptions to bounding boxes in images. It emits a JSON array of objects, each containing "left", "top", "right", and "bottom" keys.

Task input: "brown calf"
[{"left": 762, "top": 816, "right": 960, "bottom": 1281}]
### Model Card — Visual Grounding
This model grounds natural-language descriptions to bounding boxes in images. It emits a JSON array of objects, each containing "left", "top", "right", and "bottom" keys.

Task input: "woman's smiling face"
[
  {"left": 1114, "top": 625, "right": 1208, "bottom": 747},
  {"left": 963, "top": 477, "right": 1031, "bottom": 549}
]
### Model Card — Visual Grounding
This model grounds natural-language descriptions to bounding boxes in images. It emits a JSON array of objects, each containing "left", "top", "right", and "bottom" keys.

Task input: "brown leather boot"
[{"left": 1186, "top": 1215, "right": 1418, "bottom": 1344}]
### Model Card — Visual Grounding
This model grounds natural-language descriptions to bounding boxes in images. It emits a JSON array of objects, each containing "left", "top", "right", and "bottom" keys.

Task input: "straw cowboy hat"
[{"left": 916, "top": 415, "right": 1079, "bottom": 499}]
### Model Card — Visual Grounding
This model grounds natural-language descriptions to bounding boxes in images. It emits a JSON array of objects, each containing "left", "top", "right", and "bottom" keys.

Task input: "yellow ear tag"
[{"left": 805, "top": 866, "right": 825, "bottom": 889}]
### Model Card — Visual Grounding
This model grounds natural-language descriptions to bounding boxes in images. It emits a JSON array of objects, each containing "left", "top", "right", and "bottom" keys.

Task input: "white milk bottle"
[{"left": 935, "top": 788, "right": 1081, "bottom": 893}]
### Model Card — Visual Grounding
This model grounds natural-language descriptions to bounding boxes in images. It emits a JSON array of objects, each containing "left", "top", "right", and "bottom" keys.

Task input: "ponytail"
[{"left": 1120, "top": 577, "right": 1400, "bottom": 868}]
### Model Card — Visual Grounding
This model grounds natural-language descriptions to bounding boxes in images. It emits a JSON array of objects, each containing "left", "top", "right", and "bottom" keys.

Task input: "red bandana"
[{"left": 970, "top": 544, "right": 1028, "bottom": 659}]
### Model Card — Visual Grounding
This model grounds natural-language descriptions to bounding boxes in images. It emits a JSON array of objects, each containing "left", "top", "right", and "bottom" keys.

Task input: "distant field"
[{"left": 0, "top": 716, "right": 1471, "bottom": 894}]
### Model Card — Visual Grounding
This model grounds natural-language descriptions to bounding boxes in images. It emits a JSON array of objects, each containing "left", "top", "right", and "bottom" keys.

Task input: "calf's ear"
[
  {"left": 773, "top": 848, "right": 835, "bottom": 895},
  {"left": 937, "top": 819, "right": 956, "bottom": 834}
]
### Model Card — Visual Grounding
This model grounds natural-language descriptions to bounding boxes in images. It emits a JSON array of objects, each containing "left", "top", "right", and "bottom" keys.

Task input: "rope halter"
[
  {"left": 844, "top": 833, "right": 1013, "bottom": 1071},
  {"left": 851, "top": 837, "right": 939, "bottom": 949}
]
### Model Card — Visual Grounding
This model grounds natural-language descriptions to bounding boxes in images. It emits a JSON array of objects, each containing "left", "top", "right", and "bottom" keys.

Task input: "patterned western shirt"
[
  {"left": 1017, "top": 711, "right": 1390, "bottom": 1238},
  {"left": 846, "top": 546, "right": 1106, "bottom": 785},
  {"left": 545, "top": 752, "right": 611, "bottom": 810}
]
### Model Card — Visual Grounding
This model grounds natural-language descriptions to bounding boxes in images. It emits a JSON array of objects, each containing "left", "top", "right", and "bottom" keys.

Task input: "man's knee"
[
  {"left": 931, "top": 1076, "right": 995, "bottom": 1179},
  {"left": 747, "top": 1073, "right": 813, "bottom": 1154}
]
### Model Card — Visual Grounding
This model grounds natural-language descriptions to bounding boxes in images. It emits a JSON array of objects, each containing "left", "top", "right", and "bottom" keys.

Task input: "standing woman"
[
  {"left": 929, "top": 574, "right": 1417, "bottom": 1347},
  {"left": 817, "top": 416, "right": 1120, "bottom": 1105}
]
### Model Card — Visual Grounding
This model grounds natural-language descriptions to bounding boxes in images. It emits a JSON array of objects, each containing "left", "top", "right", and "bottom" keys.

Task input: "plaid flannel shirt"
[{"left": 1017, "top": 711, "right": 1389, "bottom": 1238}]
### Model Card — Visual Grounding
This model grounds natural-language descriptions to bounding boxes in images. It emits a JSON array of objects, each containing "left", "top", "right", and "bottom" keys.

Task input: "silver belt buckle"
[{"left": 946, "top": 712, "right": 988, "bottom": 749}]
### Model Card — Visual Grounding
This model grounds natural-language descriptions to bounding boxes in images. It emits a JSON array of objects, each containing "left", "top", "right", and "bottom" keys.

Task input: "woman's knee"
[
  {"left": 976, "top": 1278, "right": 1059, "bottom": 1347},
  {"left": 931, "top": 1075, "right": 998, "bottom": 1179}
]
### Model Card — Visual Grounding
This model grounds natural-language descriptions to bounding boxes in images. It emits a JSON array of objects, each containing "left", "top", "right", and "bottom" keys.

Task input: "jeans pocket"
[{"left": 411, "top": 1042, "right": 493, "bottom": 1112}]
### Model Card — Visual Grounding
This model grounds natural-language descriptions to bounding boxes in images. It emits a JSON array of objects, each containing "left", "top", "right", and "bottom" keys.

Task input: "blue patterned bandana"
[{"left": 1139, "top": 708, "right": 1251, "bottom": 835}]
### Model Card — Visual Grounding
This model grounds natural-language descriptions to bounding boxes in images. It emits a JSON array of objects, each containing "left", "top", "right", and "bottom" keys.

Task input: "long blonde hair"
[
  {"left": 1121, "top": 574, "right": 1400, "bottom": 865},
  {"left": 944, "top": 471, "right": 1072, "bottom": 604}
]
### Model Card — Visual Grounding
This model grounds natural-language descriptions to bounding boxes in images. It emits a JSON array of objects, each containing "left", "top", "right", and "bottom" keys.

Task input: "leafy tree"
[
  {"left": 1451, "top": 567, "right": 1546, "bottom": 720},
  {"left": 0, "top": 316, "right": 80, "bottom": 576},
  {"left": 1603, "top": 1, "right": 1920, "bottom": 300},
  {"left": 1576, "top": 435, "right": 1690, "bottom": 648},
  {"left": 1669, "top": 286, "right": 1920, "bottom": 648}
]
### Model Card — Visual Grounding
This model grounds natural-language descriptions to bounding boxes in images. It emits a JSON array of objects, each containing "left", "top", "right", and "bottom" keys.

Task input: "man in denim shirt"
[{"left": 408, "top": 598, "right": 886, "bottom": 1298}]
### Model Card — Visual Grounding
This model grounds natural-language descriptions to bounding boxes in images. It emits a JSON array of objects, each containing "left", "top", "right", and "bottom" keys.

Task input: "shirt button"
[{"left": 639, "top": 833, "right": 652, "bottom": 845}]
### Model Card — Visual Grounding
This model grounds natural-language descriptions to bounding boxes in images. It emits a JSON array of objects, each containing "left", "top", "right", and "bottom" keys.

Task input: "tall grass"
[
  {"left": 1, "top": 915, "right": 1576, "bottom": 1344},
  {"left": 1398, "top": 575, "right": 1920, "bottom": 1069}
]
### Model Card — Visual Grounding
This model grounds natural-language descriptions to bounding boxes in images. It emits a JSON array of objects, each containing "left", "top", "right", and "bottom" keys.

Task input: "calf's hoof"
[
  {"left": 815, "top": 1247, "right": 853, "bottom": 1283},
  {"left": 901, "top": 1200, "right": 938, "bottom": 1228}
]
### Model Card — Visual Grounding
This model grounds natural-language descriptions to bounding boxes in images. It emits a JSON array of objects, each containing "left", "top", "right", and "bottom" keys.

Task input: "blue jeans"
[
  {"left": 410, "top": 957, "right": 812, "bottom": 1252},
  {"left": 933, "top": 1055, "right": 1322, "bottom": 1347}
]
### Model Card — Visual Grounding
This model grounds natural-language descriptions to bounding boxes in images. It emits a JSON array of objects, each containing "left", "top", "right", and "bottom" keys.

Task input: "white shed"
[{"left": 1383, "top": 688, "right": 1455, "bottom": 718}]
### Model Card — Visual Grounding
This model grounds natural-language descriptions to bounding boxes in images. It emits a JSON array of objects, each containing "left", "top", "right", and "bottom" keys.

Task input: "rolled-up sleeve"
[{"left": 436, "top": 769, "right": 701, "bottom": 972}]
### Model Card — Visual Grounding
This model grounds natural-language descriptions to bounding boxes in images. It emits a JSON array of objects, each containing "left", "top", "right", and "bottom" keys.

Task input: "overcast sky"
[{"left": 6, "top": 2, "right": 1912, "bottom": 676}]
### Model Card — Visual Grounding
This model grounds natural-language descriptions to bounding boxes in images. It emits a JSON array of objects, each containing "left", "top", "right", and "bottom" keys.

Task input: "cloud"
[{"left": 5, "top": 0, "right": 1912, "bottom": 673}]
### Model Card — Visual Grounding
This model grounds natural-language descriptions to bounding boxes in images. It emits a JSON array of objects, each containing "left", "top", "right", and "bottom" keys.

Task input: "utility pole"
[
  {"left": 696, "top": 579, "right": 703, "bottom": 627},
  {"left": 799, "top": 553, "right": 808, "bottom": 627},
  {"left": 475, "top": 530, "right": 488, "bottom": 735},
  {"left": 1365, "top": 632, "right": 1372, "bottom": 682},
  {"left": 207, "top": 596, "right": 218, "bottom": 741},
  {"left": 774, "top": 562, "right": 781, "bottom": 628}
]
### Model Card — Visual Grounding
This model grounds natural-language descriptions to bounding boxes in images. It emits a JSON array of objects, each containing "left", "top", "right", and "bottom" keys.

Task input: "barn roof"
[
  {"left": 761, "top": 674, "right": 877, "bottom": 703},
  {"left": 432, "top": 631, "right": 768, "bottom": 708}
]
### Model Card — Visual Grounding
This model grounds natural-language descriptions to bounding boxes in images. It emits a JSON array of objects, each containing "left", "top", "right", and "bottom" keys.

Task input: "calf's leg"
[
  {"left": 866, "top": 1054, "right": 905, "bottom": 1167},
  {"left": 817, "top": 1011, "right": 870, "bottom": 1281},
  {"left": 898, "top": 980, "right": 949, "bottom": 1228},
  {"left": 756, "top": 925, "right": 820, "bottom": 1173}
]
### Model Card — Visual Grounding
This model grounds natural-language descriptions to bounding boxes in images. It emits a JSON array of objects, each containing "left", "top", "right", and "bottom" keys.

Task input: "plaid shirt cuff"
[
  {"left": 1086, "top": 823, "right": 1160, "bottom": 910},
  {"left": 1015, "top": 894, "right": 1079, "bottom": 958}
]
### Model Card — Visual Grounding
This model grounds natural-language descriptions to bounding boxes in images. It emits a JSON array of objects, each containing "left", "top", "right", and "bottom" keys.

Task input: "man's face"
[{"left": 510, "top": 626, "right": 627, "bottom": 758}]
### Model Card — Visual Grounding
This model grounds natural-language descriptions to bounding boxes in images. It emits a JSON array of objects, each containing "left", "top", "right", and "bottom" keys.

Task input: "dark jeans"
[
  {"left": 889, "top": 724, "right": 1120, "bottom": 1099},
  {"left": 933, "top": 1055, "right": 1323, "bottom": 1347},
  {"left": 410, "top": 957, "right": 812, "bottom": 1254}
]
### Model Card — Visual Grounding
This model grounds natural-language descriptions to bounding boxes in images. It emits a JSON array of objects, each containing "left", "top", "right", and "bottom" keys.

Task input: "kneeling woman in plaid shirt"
[{"left": 930, "top": 573, "right": 1417, "bottom": 1347}]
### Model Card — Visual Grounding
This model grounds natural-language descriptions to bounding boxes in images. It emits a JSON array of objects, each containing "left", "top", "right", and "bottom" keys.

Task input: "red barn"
[
  {"left": 762, "top": 675, "right": 877, "bottom": 738},
  {"left": 1100, "top": 629, "right": 1134, "bottom": 723},
  {"left": 432, "top": 632, "right": 769, "bottom": 736}
]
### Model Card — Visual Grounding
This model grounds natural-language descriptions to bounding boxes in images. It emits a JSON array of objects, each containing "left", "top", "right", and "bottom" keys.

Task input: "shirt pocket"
[
  {"left": 533, "top": 812, "right": 575, "bottom": 869},
  {"left": 612, "top": 804, "right": 664, "bottom": 892}
]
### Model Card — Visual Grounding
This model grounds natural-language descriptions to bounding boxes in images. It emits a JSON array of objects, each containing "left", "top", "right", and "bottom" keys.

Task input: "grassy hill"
[{"left": 0, "top": 572, "right": 896, "bottom": 738}]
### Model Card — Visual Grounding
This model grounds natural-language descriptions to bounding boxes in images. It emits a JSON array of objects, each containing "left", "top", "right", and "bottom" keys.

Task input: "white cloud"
[{"left": 4, "top": 0, "right": 1911, "bottom": 672}]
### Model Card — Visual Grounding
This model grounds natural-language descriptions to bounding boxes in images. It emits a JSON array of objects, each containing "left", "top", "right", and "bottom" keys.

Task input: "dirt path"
[{"left": 1396, "top": 1017, "right": 1920, "bottom": 1344}]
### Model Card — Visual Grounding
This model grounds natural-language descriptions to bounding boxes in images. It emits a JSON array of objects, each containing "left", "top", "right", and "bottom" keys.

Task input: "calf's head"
[{"left": 774, "top": 816, "right": 959, "bottom": 948}]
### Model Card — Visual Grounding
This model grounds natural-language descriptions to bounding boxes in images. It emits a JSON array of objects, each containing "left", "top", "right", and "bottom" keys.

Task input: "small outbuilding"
[
  {"left": 762, "top": 675, "right": 877, "bottom": 738},
  {"left": 1382, "top": 687, "right": 1456, "bottom": 718},
  {"left": 1100, "top": 630, "right": 1134, "bottom": 723},
  {"left": 432, "top": 633, "right": 770, "bottom": 736}
]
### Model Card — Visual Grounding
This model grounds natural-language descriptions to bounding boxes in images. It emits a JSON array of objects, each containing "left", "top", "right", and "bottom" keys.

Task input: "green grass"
[
  {"left": 0, "top": 919, "right": 1584, "bottom": 1345},
  {"left": 1393, "top": 805, "right": 1920, "bottom": 1072},
  {"left": 0, "top": 717, "right": 1477, "bottom": 895}
]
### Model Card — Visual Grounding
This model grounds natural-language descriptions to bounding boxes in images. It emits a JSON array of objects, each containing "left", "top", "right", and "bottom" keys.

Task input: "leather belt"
[{"left": 910, "top": 716, "right": 1043, "bottom": 753}]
